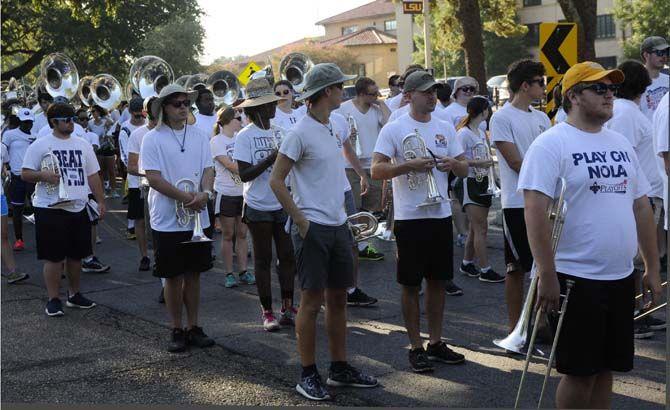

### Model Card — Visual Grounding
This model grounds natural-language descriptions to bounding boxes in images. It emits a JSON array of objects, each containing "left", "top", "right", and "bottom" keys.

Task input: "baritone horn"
[
  {"left": 40, "top": 149, "right": 73, "bottom": 207},
  {"left": 279, "top": 53, "right": 313, "bottom": 92},
  {"left": 206, "top": 70, "right": 240, "bottom": 106},
  {"left": 90, "top": 74, "right": 122, "bottom": 111},
  {"left": 347, "top": 212, "right": 378, "bottom": 242},
  {"left": 402, "top": 129, "right": 446, "bottom": 207},
  {"left": 175, "top": 178, "right": 213, "bottom": 244},
  {"left": 40, "top": 53, "right": 79, "bottom": 99}
]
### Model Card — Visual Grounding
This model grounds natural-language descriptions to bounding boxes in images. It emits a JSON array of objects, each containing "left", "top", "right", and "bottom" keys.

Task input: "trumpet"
[
  {"left": 484, "top": 138, "right": 501, "bottom": 197},
  {"left": 346, "top": 114, "right": 363, "bottom": 157},
  {"left": 347, "top": 211, "right": 378, "bottom": 242},
  {"left": 402, "top": 129, "right": 446, "bottom": 207},
  {"left": 175, "top": 178, "right": 213, "bottom": 244},
  {"left": 40, "top": 149, "right": 73, "bottom": 207}
]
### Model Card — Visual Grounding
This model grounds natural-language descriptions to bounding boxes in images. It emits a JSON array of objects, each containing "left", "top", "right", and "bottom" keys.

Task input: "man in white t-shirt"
[
  {"left": 639, "top": 36, "right": 669, "bottom": 122},
  {"left": 271, "top": 64, "right": 379, "bottom": 401},
  {"left": 30, "top": 93, "right": 51, "bottom": 135},
  {"left": 193, "top": 89, "right": 217, "bottom": 138},
  {"left": 271, "top": 80, "right": 306, "bottom": 131},
  {"left": 371, "top": 70, "right": 468, "bottom": 373},
  {"left": 653, "top": 92, "right": 669, "bottom": 232},
  {"left": 21, "top": 102, "right": 106, "bottom": 317},
  {"left": 490, "top": 59, "right": 551, "bottom": 333},
  {"left": 141, "top": 84, "right": 216, "bottom": 353},
  {"left": 519, "top": 61, "right": 663, "bottom": 408},
  {"left": 388, "top": 74, "right": 401, "bottom": 98},
  {"left": 385, "top": 64, "right": 424, "bottom": 112}
]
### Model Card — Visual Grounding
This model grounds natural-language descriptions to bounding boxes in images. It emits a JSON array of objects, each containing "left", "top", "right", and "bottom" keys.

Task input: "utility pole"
[{"left": 423, "top": 0, "right": 431, "bottom": 70}]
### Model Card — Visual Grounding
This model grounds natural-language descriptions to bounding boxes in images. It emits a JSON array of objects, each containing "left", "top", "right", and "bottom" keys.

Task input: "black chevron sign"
[{"left": 541, "top": 24, "right": 574, "bottom": 74}]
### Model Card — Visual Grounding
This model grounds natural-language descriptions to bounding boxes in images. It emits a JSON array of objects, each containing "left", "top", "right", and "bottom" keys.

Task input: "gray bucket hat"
[
  {"left": 150, "top": 84, "right": 198, "bottom": 119},
  {"left": 236, "top": 78, "right": 285, "bottom": 108},
  {"left": 296, "top": 63, "right": 356, "bottom": 102}
]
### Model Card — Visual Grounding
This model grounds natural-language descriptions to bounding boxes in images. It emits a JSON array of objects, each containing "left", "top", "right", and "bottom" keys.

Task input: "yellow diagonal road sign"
[{"left": 237, "top": 62, "right": 262, "bottom": 87}]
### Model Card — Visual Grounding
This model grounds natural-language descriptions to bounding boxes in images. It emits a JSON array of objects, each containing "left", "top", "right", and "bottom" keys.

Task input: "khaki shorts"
[{"left": 346, "top": 168, "right": 383, "bottom": 212}]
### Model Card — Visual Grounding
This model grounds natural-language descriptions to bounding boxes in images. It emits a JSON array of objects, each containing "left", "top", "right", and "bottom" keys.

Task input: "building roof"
[
  {"left": 320, "top": 27, "right": 397, "bottom": 47},
  {"left": 316, "top": 0, "right": 395, "bottom": 26}
]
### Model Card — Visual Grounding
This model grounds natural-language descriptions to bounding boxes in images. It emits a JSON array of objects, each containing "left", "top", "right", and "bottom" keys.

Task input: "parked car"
[{"left": 487, "top": 75, "right": 510, "bottom": 106}]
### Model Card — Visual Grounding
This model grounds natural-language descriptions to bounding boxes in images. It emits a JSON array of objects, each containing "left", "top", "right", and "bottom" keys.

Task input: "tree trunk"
[
  {"left": 455, "top": 0, "right": 487, "bottom": 94},
  {"left": 1, "top": 50, "right": 46, "bottom": 81},
  {"left": 556, "top": 0, "right": 597, "bottom": 61}
]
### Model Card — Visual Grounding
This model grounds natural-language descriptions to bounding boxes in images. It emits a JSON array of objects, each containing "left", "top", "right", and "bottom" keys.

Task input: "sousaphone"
[{"left": 279, "top": 53, "right": 313, "bottom": 92}]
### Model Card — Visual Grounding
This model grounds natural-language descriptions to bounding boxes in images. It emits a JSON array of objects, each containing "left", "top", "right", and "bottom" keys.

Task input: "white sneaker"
[{"left": 262, "top": 310, "right": 280, "bottom": 332}]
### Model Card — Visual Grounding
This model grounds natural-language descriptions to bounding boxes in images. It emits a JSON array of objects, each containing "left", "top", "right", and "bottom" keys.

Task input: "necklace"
[
  {"left": 169, "top": 123, "right": 187, "bottom": 152},
  {"left": 308, "top": 111, "right": 333, "bottom": 136}
]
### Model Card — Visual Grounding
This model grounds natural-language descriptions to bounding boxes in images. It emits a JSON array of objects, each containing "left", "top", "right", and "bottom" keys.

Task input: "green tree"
[
  {"left": 614, "top": 0, "right": 670, "bottom": 60},
  {"left": 1, "top": 0, "right": 203, "bottom": 81}
]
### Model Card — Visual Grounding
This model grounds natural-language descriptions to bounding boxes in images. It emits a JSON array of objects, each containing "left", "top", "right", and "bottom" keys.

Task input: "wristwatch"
[{"left": 204, "top": 190, "right": 214, "bottom": 201}]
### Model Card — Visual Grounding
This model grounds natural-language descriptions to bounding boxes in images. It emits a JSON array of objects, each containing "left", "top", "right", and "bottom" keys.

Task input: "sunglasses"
[
  {"left": 53, "top": 116, "right": 76, "bottom": 123},
  {"left": 459, "top": 86, "right": 477, "bottom": 93},
  {"left": 649, "top": 49, "right": 669, "bottom": 57},
  {"left": 275, "top": 89, "right": 291, "bottom": 96},
  {"left": 577, "top": 82, "right": 620, "bottom": 95},
  {"left": 167, "top": 100, "right": 191, "bottom": 108},
  {"left": 527, "top": 78, "right": 546, "bottom": 87}
]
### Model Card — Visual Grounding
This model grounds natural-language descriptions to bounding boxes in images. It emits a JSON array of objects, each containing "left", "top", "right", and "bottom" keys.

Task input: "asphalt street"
[{"left": 1, "top": 196, "right": 665, "bottom": 408}]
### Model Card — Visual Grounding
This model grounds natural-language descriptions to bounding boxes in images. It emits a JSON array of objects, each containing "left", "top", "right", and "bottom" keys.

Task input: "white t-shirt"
[
  {"left": 518, "top": 122, "right": 650, "bottom": 280},
  {"left": 490, "top": 103, "right": 551, "bottom": 208},
  {"left": 653, "top": 92, "right": 669, "bottom": 230},
  {"left": 1, "top": 143, "right": 7, "bottom": 196},
  {"left": 386, "top": 93, "right": 403, "bottom": 111},
  {"left": 88, "top": 119, "right": 108, "bottom": 138},
  {"left": 280, "top": 114, "right": 348, "bottom": 226},
  {"left": 119, "top": 107, "right": 131, "bottom": 125},
  {"left": 330, "top": 112, "right": 353, "bottom": 192},
  {"left": 82, "top": 131, "right": 100, "bottom": 149},
  {"left": 211, "top": 132, "right": 243, "bottom": 196},
  {"left": 22, "top": 133, "right": 100, "bottom": 212},
  {"left": 334, "top": 100, "right": 385, "bottom": 168},
  {"left": 456, "top": 126, "right": 488, "bottom": 179},
  {"left": 119, "top": 120, "right": 144, "bottom": 188},
  {"left": 554, "top": 107, "right": 567, "bottom": 124},
  {"left": 193, "top": 113, "right": 217, "bottom": 138},
  {"left": 128, "top": 125, "right": 151, "bottom": 185},
  {"left": 233, "top": 123, "right": 284, "bottom": 211},
  {"left": 2, "top": 128, "right": 35, "bottom": 175},
  {"left": 31, "top": 112, "right": 48, "bottom": 136},
  {"left": 640, "top": 72, "right": 669, "bottom": 122},
  {"left": 38, "top": 123, "right": 85, "bottom": 139},
  {"left": 140, "top": 124, "right": 213, "bottom": 232},
  {"left": 442, "top": 102, "right": 487, "bottom": 133},
  {"left": 374, "top": 113, "right": 463, "bottom": 221},
  {"left": 272, "top": 107, "right": 305, "bottom": 131},
  {"left": 605, "top": 98, "right": 663, "bottom": 198}
]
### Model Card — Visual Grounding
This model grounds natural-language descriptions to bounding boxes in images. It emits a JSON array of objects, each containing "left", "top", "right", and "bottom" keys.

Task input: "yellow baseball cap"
[{"left": 561, "top": 61, "right": 625, "bottom": 96}]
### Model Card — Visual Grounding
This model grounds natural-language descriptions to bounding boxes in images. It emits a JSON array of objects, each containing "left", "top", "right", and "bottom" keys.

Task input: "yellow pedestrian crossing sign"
[
  {"left": 539, "top": 23, "right": 577, "bottom": 120},
  {"left": 237, "top": 62, "right": 262, "bottom": 86}
]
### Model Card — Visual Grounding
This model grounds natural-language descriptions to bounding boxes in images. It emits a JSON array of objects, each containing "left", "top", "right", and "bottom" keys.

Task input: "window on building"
[
  {"left": 595, "top": 56, "right": 617, "bottom": 69},
  {"left": 384, "top": 20, "right": 397, "bottom": 31},
  {"left": 357, "top": 64, "right": 366, "bottom": 77},
  {"left": 525, "top": 23, "right": 540, "bottom": 45},
  {"left": 523, "top": 0, "right": 541, "bottom": 6},
  {"left": 596, "top": 15, "right": 616, "bottom": 39},
  {"left": 342, "top": 25, "right": 358, "bottom": 36}
]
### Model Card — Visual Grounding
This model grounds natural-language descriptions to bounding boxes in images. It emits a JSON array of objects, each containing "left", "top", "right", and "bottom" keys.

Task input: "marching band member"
[
  {"left": 490, "top": 59, "right": 551, "bottom": 331},
  {"left": 141, "top": 84, "right": 215, "bottom": 352},
  {"left": 518, "top": 61, "right": 662, "bottom": 409},
  {"left": 211, "top": 106, "right": 250, "bottom": 288},
  {"left": 21, "top": 102, "right": 106, "bottom": 316},
  {"left": 1, "top": 142, "right": 29, "bottom": 284},
  {"left": 233, "top": 78, "right": 296, "bottom": 331},
  {"left": 193, "top": 88, "right": 217, "bottom": 137},
  {"left": 371, "top": 70, "right": 468, "bottom": 372},
  {"left": 272, "top": 80, "right": 305, "bottom": 131},
  {"left": 30, "top": 93, "right": 52, "bottom": 135},
  {"left": 3, "top": 107, "right": 36, "bottom": 251},
  {"left": 453, "top": 96, "right": 504, "bottom": 283},
  {"left": 385, "top": 64, "right": 424, "bottom": 111},
  {"left": 388, "top": 74, "right": 401, "bottom": 98},
  {"left": 442, "top": 76, "right": 487, "bottom": 133},
  {"left": 37, "top": 97, "right": 86, "bottom": 139},
  {"left": 639, "top": 36, "right": 669, "bottom": 122},
  {"left": 653, "top": 92, "right": 668, "bottom": 249},
  {"left": 88, "top": 105, "right": 118, "bottom": 198},
  {"left": 271, "top": 63, "right": 379, "bottom": 401}
]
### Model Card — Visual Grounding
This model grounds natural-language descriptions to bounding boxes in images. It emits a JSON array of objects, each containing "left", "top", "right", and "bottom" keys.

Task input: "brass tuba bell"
[
  {"left": 90, "top": 74, "right": 122, "bottom": 111},
  {"left": 129, "top": 56, "right": 174, "bottom": 98},
  {"left": 279, "top": 53, "right": 313, "bottom": 93},
  {"left": 77, "top": 75, "right": 95, "bottom": 107},
  {"left": 40, "top": 53, "right": 79, "bottom": 99},
  {"left": 206, "top": 70, "right": 240, "bottom": 106}
]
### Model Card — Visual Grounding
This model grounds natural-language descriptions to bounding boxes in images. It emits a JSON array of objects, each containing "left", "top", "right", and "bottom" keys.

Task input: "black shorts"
[
  {"left": 215, "top": 193, "right": 243, "bottom": 217},
  {"left": 151, "top": 230, "right": 213, "bottom": 278},
  {"left": 503, "top": 208, "right": 533, "bottom": 274},
  {"left": 454, "top": 177, "right": 492, "bottom": 211},
  {"left": 554, "top": 272, "right": 635, "bottom": 376},
  {"left": 127, "top": 188, "right": 144, "bottom": 220},
  {"left": 393, "top": 217, "right": 453, "bottom": 286},
  {"left": 34, "top": 207, "right": 92, "bottom": 262},
  {"left": 9, "top": 174, "right": 34, "bottom": 206},
  {"left": 242, "top": 204, "right": 287, "bottom": 225}
]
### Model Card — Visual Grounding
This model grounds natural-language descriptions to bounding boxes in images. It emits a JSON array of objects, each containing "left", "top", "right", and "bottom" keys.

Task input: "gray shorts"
[
  {"left": 291, "top": 221, "right": 354, "bottom": 290},
  {"left": 344, "top": 189, "right": 357, "bottom": 216}
]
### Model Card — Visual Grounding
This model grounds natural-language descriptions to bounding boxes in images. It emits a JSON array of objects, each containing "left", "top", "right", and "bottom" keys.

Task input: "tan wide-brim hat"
[
  {"left": 236, "top": 78, "right": 285, "bottom": 108},
  {"left": 295, "top": 63, "right": 357, "bottom": 102},
  {"left": 150, "top": 84, "right": 198, "bottom": 120}
]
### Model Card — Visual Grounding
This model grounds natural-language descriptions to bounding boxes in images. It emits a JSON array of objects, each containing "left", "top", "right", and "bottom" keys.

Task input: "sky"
[{"left": 198, "top": 0, "right": 374, "bottom": 64}]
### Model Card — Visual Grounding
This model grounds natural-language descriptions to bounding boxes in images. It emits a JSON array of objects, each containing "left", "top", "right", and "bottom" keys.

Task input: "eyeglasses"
[
  {"left": 275, "top": 89, "right": 291, "bottom": 96},
  {"left": 167, "top": 100, "right": 191, "bottom": 108},
  {"left": 577, "top": 82, "right": 620, "bottom": 95},
  {"left": 459, "top": 86, "right": 477, "bottom": 93},
  {"left": 53, "top": 116, "right": 76, "bottom": 123},
  {"left": 527, "top": 78, "right": 546, "bottom": 87},
  {"left": 649, "top": 49, "right": 669, "bottom": 57}
]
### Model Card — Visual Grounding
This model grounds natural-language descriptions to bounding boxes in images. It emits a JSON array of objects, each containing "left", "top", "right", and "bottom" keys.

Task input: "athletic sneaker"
[
  {"left": 279, "top": 306, "right": 298, "bottom": 326},
  {"left": 95, "top": 236, "right": 102, "bottom": 244},
  {"left": 239, "top": 271, "right": 256, "bottom": 285},
  {"left": 45, "top": 298, "right": 64, "bottom": 317},
  {"left": 139, "top": 256, "right": 151, "bottom": 271},
  {"left": 224, "top": 273, "right": 238, "bottom": 288},
  {"left": 425, "top": 341, "right": 465, "bottom": 364},
  {"left": 262, "top": 310, "right": 280, "bottom": 332},
  {"left": 3, "top": 271, "right": 29, "bottom": 284},
  {"left": 296, "top": 371, "right": 330, "bottom": 401},
  {"left": 326, "top": 363, "right": 378, "bottom": 388},
  {"left": 409, "top": 347, "right": 434, "bottom": 372},
  {"left": 187, "top": 326, "right": 215, "bottom": 348},
  {"left": 82, "top": 256, "right": 110, "bottom": 273},
  {"left": 12, "top": 239, "right": 25, "bottom": 251},
  {"left": 358, "top": 245, "right": 384, "bottom": 261},
  {"left": 479, "top": 268, "right": 505, "bottom": 283},
  {"left": 444, "top": 280, "right": 464, "bottom": 296},
  {"left": 641, "top": 315, "right": 666, "bottom": 331},
  {"left": 168, "top": 328, "right": 187, "bottom": 353},
  {"left": 66, "top": 292, "right": 96, "bottom": 309},
  {"left": 459, "top": 262, "right": 480, "bottom": 277},
  {"left": 126, "top": 228, "right": 136, "bottom": 240},
  {"left": 347, "top": 288, "right": 378, "bottom": 306},
  {"left": 455, "top": 234, "right": 467, "bottom": 247},
  {"left": 633, "top": 322, "right": 654, "bottom": 339}
]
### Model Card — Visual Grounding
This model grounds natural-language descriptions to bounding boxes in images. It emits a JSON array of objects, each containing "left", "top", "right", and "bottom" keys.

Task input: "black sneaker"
[
  {"left": 358, "top": 245, "right": 384, "bottom": 261},
  {"left": 459, "top": 262, "right": 480, "bottom": 277},
  {"left": 66, "top": 292, "right": 96, "bottom": 309},
  {"left": 641, "top": 315, "right": 666, "bottom": 331},
  {"left": 326, "top": 363, "right": 378, "bottom": 388},
  {"left": 296, "top": 371, "right": 330, "bottom": 401},
  {"left": 347, "top": 288, "right": 378, "bottom": 306},
  {"left": 479, "top": 268, "right": 505, "bottom": 283},
  {"left": 82, "top": 256, "right": 111, "bottom": 273},
  {"left": 45, "top": 298, "right": 64, "bottom": 317},
  {"left": 139, "top": 256, "right": 151, "bottom": 271},
  {"left": 425, "top": 341, "right": 465, "bottom": 364},
  {"left": 168, "top": 328, "right": 188, "bottom": 353},
  {"left": 634, "top": 322, "right": 654, "bottom": 339},
  {"left": 409, "top": 347, "right": 434, "bottom": 373},
  {"left": 187, "top": 326, "right": 215, "bottom": 348},
  {"left": 158, "top": 287, "right": 165, "bottom": 304},
  {"left": 445, "top": 280, "right": 463, "bottom": 296}
]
